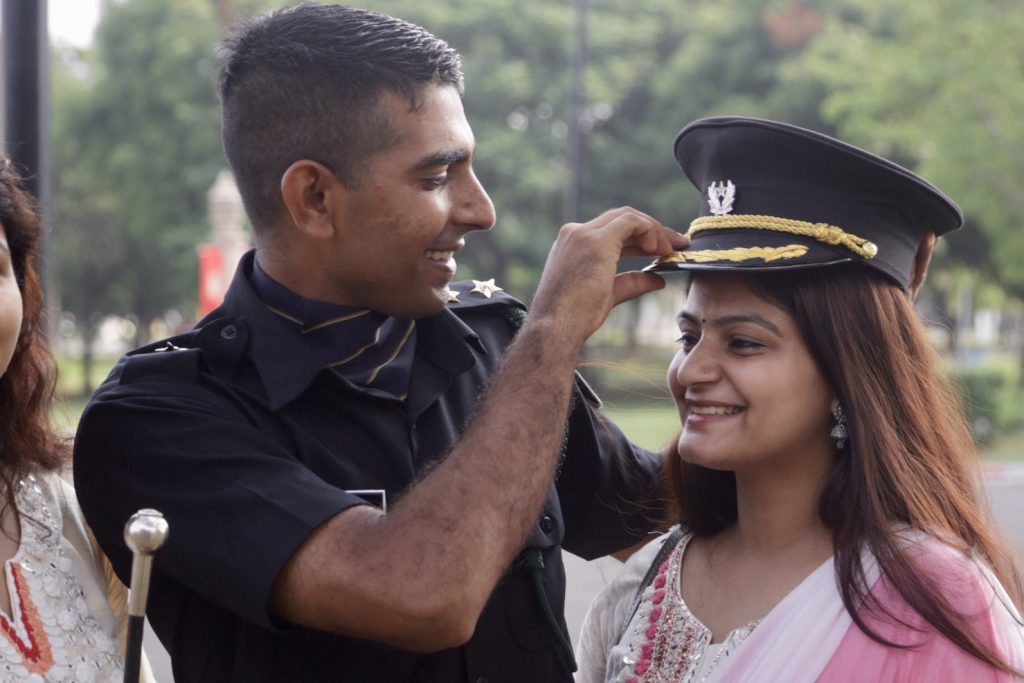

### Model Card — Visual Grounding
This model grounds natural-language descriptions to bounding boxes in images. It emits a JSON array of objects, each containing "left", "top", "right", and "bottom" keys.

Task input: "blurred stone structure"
[{"left": 198, "top": 169, "right": 250, "bottom": 315}]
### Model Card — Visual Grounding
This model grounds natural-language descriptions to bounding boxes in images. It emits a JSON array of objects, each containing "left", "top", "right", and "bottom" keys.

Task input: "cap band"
[{"left": 688, "top": 214, "right": 879, "bottom": 260}]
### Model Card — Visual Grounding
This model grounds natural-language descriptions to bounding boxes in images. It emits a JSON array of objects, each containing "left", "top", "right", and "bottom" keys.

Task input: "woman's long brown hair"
[
  {"left": 664, "top": 264, "right": 1022, "bottom": 673},
  {"left": 0, "top": 160, "right": 64, "bottom": 514}
]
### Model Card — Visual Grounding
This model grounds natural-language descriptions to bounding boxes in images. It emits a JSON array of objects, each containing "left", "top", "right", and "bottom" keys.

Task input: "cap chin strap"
[{"left": 688, "top": 214, "right": 879, "bottom": 259}]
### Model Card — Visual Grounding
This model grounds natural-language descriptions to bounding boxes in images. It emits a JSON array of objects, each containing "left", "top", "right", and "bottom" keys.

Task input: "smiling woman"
[{"left": 576, "top": 117, "right": 1024, "bottom": 683}]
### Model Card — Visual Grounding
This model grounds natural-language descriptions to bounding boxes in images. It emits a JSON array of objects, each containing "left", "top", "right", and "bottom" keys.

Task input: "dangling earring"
[{"left": 830, "top": 401, "right": 848, "bottom": 450}]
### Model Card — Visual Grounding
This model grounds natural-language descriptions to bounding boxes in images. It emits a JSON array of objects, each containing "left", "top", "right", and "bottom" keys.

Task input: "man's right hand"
[{"left": 529, "top": 207, "right": 687, "bottom": 343}]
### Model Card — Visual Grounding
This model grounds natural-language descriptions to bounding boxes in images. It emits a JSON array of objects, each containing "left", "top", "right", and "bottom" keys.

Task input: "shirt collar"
[{"left": 219, "top": 251, "right": 481, "bottom": 410}]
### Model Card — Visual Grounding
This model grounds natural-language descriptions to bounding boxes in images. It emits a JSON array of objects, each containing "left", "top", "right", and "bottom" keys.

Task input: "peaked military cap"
[{"left": 647, "top": 116, "right": 963, "bottom": 289}]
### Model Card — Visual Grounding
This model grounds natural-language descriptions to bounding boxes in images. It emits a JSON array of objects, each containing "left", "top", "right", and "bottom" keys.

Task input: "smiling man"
[{"left": 72, "top": 5, "right": 685, "bottom": 683}]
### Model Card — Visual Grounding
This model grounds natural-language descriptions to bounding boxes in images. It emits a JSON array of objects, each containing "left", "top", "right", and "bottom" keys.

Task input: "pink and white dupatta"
[{"left": 707, "top": 536, "right": 1024, "bottom": 682}]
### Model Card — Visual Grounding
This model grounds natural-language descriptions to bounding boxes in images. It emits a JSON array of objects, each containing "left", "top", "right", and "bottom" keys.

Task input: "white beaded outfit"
[
  {"left": 576, "top": 528, "right": 757, "bottom": 683},
  {"left": 0, "top": 473, "right": 125, "bottom": 682}
]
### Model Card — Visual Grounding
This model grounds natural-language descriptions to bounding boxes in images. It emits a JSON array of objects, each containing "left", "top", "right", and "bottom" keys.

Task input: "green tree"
[
  {"left": 787, "top": 0, "right": 1024, "bottom": 296},
  {"left": 52, "top": 0, "right": 225, "bottom": 369}
]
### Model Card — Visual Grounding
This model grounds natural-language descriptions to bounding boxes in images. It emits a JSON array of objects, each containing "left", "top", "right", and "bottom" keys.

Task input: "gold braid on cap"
[
  {"left": 659, "top": 245, "right": 808, "bottom": 264},
  {"left": 688, "top": 215, "right": 879, "bottom": 259}
]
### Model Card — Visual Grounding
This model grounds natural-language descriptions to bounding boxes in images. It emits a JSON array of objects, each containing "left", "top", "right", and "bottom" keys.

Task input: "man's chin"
[{"left": 384, "top": 294, "right": 448, "bottom": 321}]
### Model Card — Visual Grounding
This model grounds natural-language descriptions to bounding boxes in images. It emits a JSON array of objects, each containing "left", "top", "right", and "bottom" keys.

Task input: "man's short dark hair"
[{"left": 218, "top": 3, "right": 464, "bottom": 233}]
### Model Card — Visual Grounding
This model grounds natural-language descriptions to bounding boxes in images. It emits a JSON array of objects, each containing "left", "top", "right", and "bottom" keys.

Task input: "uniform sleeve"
[
  {"left": 73, "top": 373, "right": 366, "bottom": 629},
  {"left": 557, "top": 377, "right": 666, "bottom": 559}
]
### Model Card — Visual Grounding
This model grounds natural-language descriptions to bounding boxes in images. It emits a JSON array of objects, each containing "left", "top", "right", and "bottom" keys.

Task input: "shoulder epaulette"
[
  {"left": 120, "top": 338, "right": 203, "bottom": 384},
  {"left": 446, "top": 279, "right": 528, "bottom": 331},
  {"left": 118, "top": 316, "right": 248, "bottom": 384}
]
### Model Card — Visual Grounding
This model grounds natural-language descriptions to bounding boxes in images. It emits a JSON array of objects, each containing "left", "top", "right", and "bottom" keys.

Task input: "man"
[{"left": 73, "top": 5, "right": 685, "bottom": 682}]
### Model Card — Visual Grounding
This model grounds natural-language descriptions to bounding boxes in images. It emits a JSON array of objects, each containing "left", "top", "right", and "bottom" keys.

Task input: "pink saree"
[{"left": 577, "top": 531, "right": 1024, "bottom": 682}]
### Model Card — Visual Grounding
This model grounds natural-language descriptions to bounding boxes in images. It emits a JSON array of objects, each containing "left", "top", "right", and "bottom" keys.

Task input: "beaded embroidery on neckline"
[
  {"left": 617, "top": 533, "right": 759, "bottom": 683},
  {"left": 0, "top": 475, "right": 123, "bottom": 681}
]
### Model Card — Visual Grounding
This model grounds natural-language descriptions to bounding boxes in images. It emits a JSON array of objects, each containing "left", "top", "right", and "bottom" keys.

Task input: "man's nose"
[{"left": 456, "top": 170, "right": 496, "bottom": 232}]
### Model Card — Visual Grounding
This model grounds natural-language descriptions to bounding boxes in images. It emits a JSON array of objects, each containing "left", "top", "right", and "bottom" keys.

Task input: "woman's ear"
[
  {"left": 280, "top": 160, "right": 343, "bottom": 240},
  {"left": 908, "top": 231, "right": 937, "bottom": 300}
]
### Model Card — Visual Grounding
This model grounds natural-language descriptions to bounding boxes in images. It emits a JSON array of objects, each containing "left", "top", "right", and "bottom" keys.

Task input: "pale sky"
[{"left": 49, "top": 0, "right": 103, "bottom": 47}]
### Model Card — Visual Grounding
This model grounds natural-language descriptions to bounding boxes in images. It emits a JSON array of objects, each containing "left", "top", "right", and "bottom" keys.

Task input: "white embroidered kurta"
[{"left": 0, "top": 472, "right": 125, "bottom": 681}]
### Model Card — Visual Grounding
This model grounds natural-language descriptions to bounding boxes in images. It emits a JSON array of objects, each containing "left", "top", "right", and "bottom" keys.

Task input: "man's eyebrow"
[
  {"left": 413, "top": 149, "right": 469, "bottom": 170},
  {"left": 678, "top": 312, "right": 784, "bottom": 337}
]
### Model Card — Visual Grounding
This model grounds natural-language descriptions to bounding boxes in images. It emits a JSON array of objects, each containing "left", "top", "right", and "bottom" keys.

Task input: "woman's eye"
[
  {"left": 729, "top": 337, "right": 764, "bottom": 351},
  {"left": 675, "top": 331, "right": 698, "bottom": 350}
]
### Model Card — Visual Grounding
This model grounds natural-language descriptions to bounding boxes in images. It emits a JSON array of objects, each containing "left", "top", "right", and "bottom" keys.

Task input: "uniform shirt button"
[
  {"left": 540, "top": 515, "right": 553, "bottom": 533},
  {"left": 220, "top": 324, "right": 238, "bottom": 340}
]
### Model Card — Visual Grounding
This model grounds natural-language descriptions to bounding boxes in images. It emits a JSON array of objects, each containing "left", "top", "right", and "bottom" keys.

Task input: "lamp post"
[
  {"left": 3, "top": 0, "right": 49, "bottom": 289},
  {"left": 563, "top": 0, "right": 588, "bottom": 224}
]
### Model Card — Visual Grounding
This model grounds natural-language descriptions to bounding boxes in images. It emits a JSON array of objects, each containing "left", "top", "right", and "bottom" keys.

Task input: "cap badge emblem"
[{"left": 708, "top": 180, "right": 736, "bottom": 216}]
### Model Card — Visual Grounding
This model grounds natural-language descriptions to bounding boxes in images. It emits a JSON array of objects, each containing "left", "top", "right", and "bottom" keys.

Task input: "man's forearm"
[
  {"left": 383, "top": 317, "right": 583, "bottom": 596},
  {"left": 288, "top": 318, "right": 586, "bottom": 649}
]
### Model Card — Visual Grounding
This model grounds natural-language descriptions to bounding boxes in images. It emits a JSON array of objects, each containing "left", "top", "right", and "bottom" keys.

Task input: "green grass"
[
  {"left": 52, "top": 396, "right": 89, "bottom": 435},
  {"left": 56, "top": 354, "right": 117, "bottom": 399},
  {"left": 983, "top": 430, "right": 1024, "bottom": 462},
  {"left": 602, "top": 402, "right": 679, "bottom": 451}
]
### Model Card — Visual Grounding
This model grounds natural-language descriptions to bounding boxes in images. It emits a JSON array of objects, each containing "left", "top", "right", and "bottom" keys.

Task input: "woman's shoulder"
[
  {"left": 892, "top": 530, "right": 1008, "bottom": 614},
  {"left": 613, "top": 527, "right": 687, "bottom": 600},
  {"left": 576, "top": 528, "right": 688, "bottom": 683}
]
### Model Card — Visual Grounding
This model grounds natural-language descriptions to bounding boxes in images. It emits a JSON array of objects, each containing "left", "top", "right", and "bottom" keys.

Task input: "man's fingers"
[
  {"left": 619, "top": 227, "right": 688, "bottom": 258},
  {"left": 611, "top": 271, "right": 666, "bottom": 307},
  {"left": 594, "top": 211, "right": 681, "bottom": 258}
]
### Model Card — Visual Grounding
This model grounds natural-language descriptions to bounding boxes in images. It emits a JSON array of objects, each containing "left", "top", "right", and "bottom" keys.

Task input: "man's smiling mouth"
[{"left": 425, "top": 250, "right": 454, "bottom": 262}]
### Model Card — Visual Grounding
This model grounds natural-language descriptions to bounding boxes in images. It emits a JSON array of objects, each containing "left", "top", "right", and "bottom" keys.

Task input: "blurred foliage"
[
  {"left": 51, "top": 0, "right": 225, "bottom": 391},
  {"left": 49, "top": 0, "right": 1024, "bottom": 368},
  {"left": 785, "top": 0, "right": 1024, "bottom": 297},
  {"left": 953, "top": 359, "right": 1023, "bottom": 443}
]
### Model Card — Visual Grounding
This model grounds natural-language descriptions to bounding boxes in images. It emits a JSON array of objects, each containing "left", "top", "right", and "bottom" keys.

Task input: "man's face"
[{"left": 326, "top": 85, "right": 495, "bottom": 319}]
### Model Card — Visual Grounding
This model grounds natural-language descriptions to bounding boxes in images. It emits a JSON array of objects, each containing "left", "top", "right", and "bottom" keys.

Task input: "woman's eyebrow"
[{"left": 678, "top": 311, "right": 784, "bottom": 337}]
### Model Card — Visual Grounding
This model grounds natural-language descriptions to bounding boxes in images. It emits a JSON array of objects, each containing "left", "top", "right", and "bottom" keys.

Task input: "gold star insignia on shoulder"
[
  {"left": 471, "top": 279, "right": 503, "bottom": 298},
  {"left": 446, "top": 288, "right": 460, "bottom": 303}
]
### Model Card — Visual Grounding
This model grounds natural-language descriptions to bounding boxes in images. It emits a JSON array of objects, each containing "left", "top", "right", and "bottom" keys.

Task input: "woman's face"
[
  {"left": 667, "top": 273, "right": 834, "bottom": 474},
  {"left": 0, "top": 223, "right": 23, "bottom": 379}
]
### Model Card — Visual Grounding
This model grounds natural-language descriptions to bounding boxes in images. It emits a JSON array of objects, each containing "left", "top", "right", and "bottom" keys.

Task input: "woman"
[
  {"left": 577, "top": 117, "right": 1024, "bottom": 682},
  {"left": 0, "top": 158, "right": 150, "bottom": 681}
]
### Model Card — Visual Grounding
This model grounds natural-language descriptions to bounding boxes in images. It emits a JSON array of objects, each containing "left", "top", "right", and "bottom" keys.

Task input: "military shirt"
[{"left": 73, "top": 252, "right": 663, "bottom": 683}]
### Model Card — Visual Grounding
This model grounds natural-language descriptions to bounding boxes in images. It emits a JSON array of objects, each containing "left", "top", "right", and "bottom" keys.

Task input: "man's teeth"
[
  {"left": 689, "top": 405, "right": 742, "bottom": 415},
  {"left": 425, "top": 250, "right": 454, "bottom": 262}
]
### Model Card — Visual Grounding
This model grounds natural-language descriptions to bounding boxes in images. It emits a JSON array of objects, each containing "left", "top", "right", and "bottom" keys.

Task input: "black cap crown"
[{"left": 648, "top": 116, "right": 963, "bottom": 289}]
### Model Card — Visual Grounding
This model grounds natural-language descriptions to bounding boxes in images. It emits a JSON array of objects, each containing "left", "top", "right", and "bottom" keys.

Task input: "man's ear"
[
  {"left": 908, "top": 231, "right": 937, "bottom": 301},
  {"left": 280, "top": 160, "right": 343, "bottom": 240}
]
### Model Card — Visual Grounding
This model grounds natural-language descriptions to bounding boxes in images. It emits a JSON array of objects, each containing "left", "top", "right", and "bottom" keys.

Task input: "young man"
[{"left": 73, "top": 5, "right": 685, "bottom": 682}]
